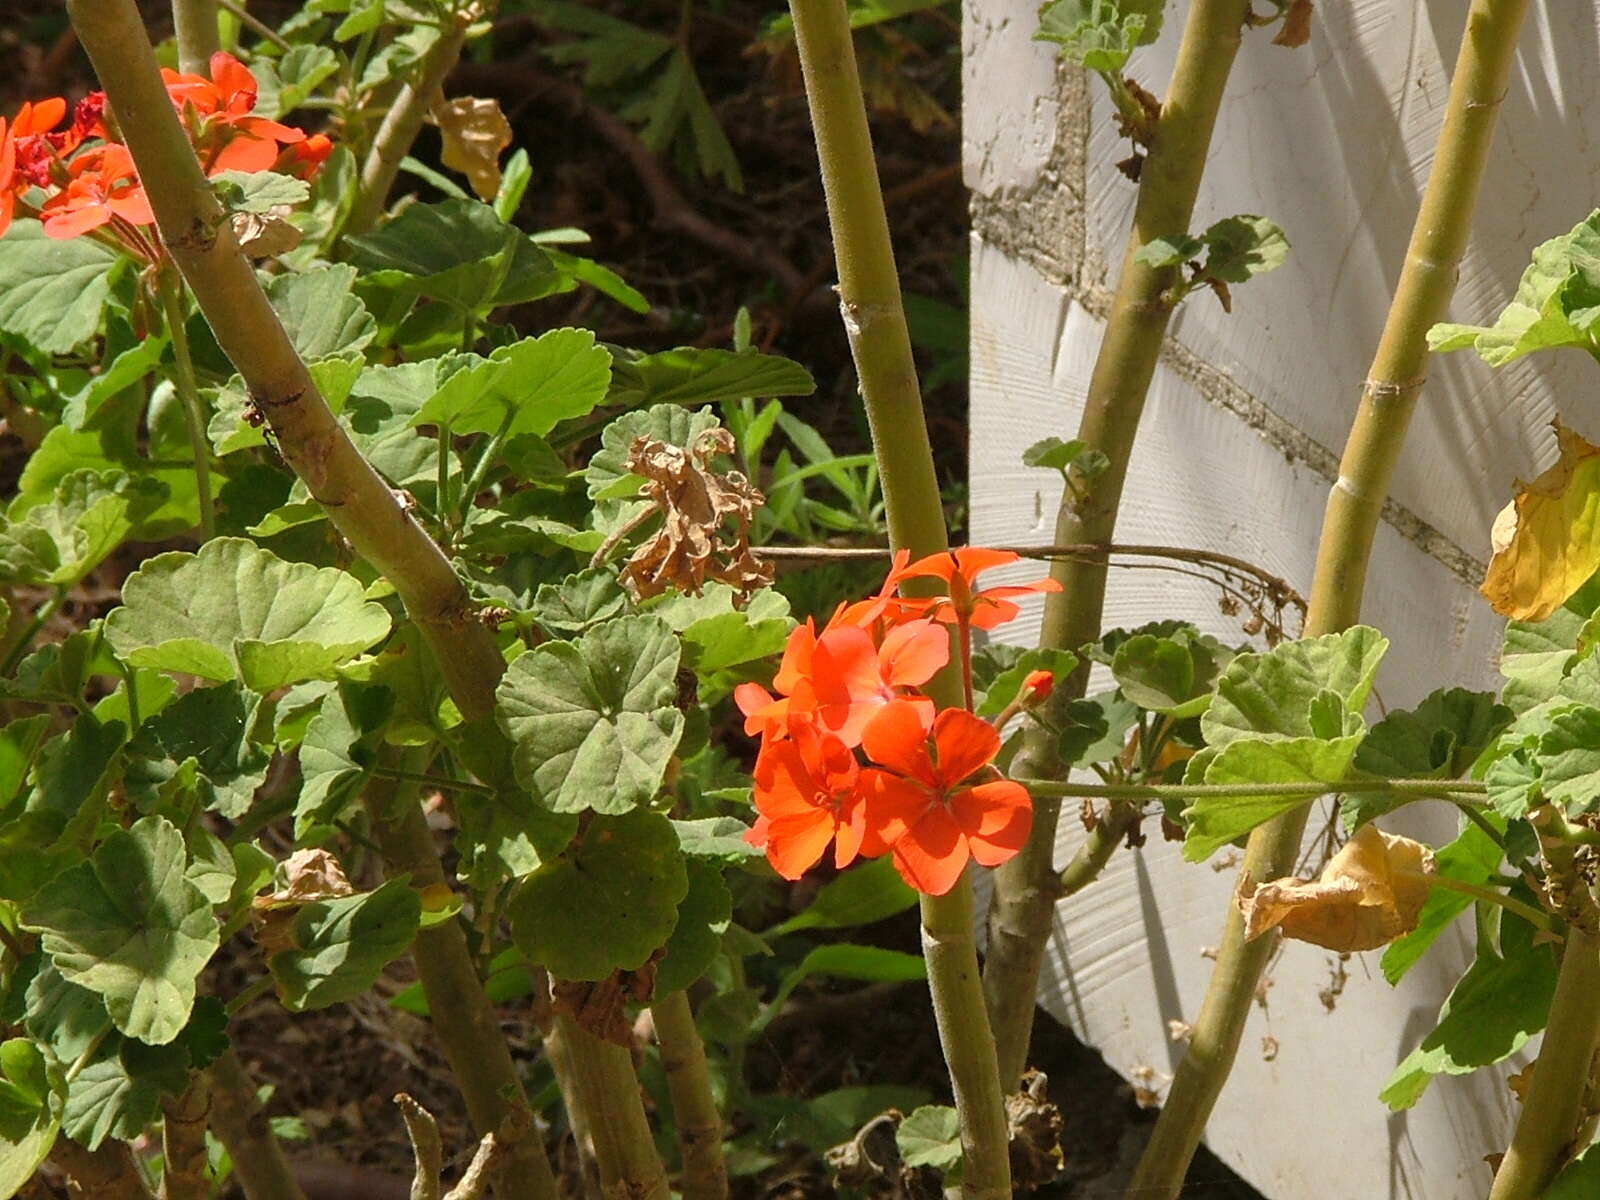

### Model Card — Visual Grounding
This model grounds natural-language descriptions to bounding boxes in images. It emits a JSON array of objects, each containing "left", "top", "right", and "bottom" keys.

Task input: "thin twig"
[{"left": 396, "top": 1093, "right": 445, "bottom": 1200}]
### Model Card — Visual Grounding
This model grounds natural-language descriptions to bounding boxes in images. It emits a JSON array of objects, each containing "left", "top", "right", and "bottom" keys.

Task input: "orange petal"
[
  {"left": 878, "top": 618, "right": 951, "bottom": 687},
  {"left": 928, "top": 708, "right": 1001, "bottom": 785},
  {"left": 764, "top": 810, "right": 837, "bottom": 879},
  {"left": 891, "top": 806, "right": 968, "bottom": 895},
  {"left": 862, "top": 700, "right": 935, "bottom": 780}
]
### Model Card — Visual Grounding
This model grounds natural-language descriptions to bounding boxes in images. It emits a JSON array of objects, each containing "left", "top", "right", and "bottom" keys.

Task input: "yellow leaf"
[
  {"left": 1237, "top": 823, "right": 1434, "bottom": 952},
  {"left": 1481, "top": 419, "right": 1600, "bottom": 621},
  {"left": 433, "top": 96, "right": 513, "bottom": 202}
]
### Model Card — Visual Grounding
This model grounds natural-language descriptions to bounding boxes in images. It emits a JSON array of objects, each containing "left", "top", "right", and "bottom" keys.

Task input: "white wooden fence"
[{"left": 965, "top": 2, "right": 1600, "bottom": 1195}]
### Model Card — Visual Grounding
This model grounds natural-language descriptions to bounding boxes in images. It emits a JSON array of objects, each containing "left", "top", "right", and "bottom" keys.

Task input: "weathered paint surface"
[{"left": 966, "top": 1, "right": 1600, "bottom": 1195}]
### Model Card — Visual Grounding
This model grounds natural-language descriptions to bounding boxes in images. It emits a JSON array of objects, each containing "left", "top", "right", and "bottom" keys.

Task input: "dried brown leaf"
[
  {"left": 433, "top": 96, "right": 513, "bottom": 202},
  {"left": 1238, "top": 824, "right": 1435, "bottom": 952},
  {"left": 618, "top": 428, "right": 774, "bottom": 602},
  {"left": 1481, "top": 419, "right": 1600, "bottom": 621},
  {"left": 1273, "top": 0, "right": 1314, "bottom": 47},
  {"left": 251, "top": 849, "right": 357, "bottom": 955},
  {"left": 230, "top": 207, "right": 303, "bottom": 258}
]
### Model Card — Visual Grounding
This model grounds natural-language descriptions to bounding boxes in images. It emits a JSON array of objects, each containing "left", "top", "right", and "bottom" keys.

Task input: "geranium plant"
[{"left": 0, "top": 0, "right": 1595, "bottom": 1197}]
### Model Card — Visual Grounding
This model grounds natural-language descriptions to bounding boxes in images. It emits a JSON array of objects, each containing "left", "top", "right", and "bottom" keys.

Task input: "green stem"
[
  {"left": 1058, "top": 800, "right": 1140, "bottom": 897},
  {"left": 1130, "top": 1, "right": 1533, "bottom": 1193},
  {"left": 982, "top": 0, "right": 1255, "bottom": 1091},
  {"left": 371, "top": 764, "right": 493, "bottom": 794},
  {"left": 157, "top": 272, "right": 215, "bottom": 540},
  {"left": 651, "top": 989, "right": 729, "bottom": 1200},
  {"left": 555, "top": 1013, "right": 671, "bottom": 1200},
  {"left": 171, "top": 0, "right": 220, "bottom": 75},
  {"left": 1407, "top": 872, "right": 1551, "bottom": 932},
  {"left": 1488, "top": 926, "right": 1600, "bottom": 1199},
  {"left": 0, "top": 586, "right": 65, "bottom": 677},
  {"left": 785, "top": 1, "right": 1010, "bottom": 1194},
  {"left": 1019, "top": 777, "right": 1487, "bottom": 800},
  {"left": 342, "top": 9, "right": 472, "bottom": 237},
  {"left": 205, "top": 1049, "right": 308, "bottom": 1200},
  {"left": 365, "top": 758, "right": 561, "bottom": 1200},
  {"left": 457, "top": 412, "right": 514, "bottom": 533}
]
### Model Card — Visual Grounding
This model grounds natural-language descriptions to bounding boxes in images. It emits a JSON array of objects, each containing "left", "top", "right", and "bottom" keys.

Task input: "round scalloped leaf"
[
  {"left": 496, "top": 615, "right": 684, "bottom": 814},
  {"left": 104, "top": 538, "right": 391, "bottom": 692},
  {"left": 0, "top": 1038, "right": 63, "bottom": 1196},
  {"left": 656, "top": 859, "right": 732, "bottom": 995},
  {"left": 21, "top": 816, "right": 218, "bottom": 1046},
  {"left": 1201, "top": 626, "right": 1387, "bottom": 748},
  {"left": 508, "top": 811, "right": 688, "bottom": 981}
]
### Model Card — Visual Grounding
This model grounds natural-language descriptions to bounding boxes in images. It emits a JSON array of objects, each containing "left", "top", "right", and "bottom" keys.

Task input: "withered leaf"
[
  {"left": 1238, "top": 823, "right": 1435, "bottom": 952},
  {"left": 1273, "top": 0, "right": 1314, "bottom": 48},
  {"left": 552, "top": 959, "right": 659, "bottom": 1047},
  {"left": 230, "top": 207, "right": 303, "bottom": 258},
  {"left": 617, "top": 427, "right": 774, "bottom": 603},
  {"left": 1481, "top": 419, "right": 1600, "bottom": 622},
  {"left": 433, "top": 96, "right": 514, "bottom": 202},
  {"left": 251, "top": 848, "right": 357, "bottom": 955}
]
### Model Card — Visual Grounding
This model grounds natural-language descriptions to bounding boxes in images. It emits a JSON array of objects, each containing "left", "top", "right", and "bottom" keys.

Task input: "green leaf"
[
  {"left": 671, "top": 817, "right": 764, "bottom": 863},
  {"left": 296, "top": 682, "right": 395, "bottom": 833},
  {"left": 1549, "top": 1139, "right": 1600, "bottom": 1199},
  {"left": 0, "top": 714, "right": 124, "bottom": 902},
  {"left": 1500, "top": 603, "right": 1592, "bottom": 713},
  {"left": 62, "top": 333, "right": 170, "bottom": 430},
  {"left": 1035, "top": 0, "right": 1165, "bottom": 74},
  {"left": 268, "top": 879, "right": 420, "bottom": 1011},
  {"left": 531, "top": 569, "right": 628, "bottom": 633},
  {"left": 105, "top": 538, "right": 391, "bottom": 691},
  {"left": 0, "top": 715, "right": 49, "bottom": 810},
  {"left": 61, "top": 1036, "right": 188, "bottom": 1150},
  {"left": 1112, "top": 630, "right": 1229, "bottom": 718},
  {"left": 1202, "top": 626, "right": 1387, "bottom": 747},
  {"left": 648, "top": 585, "right": 793, "bottom": 695},
  {"left": 0, "top": 1038, "right": 61, "bottom": 1197},
  {"left": 21, "top": 816, "right": 219, "bottom": 1046},
  {"left": 412, "top": 328, "right": 612, "bottom": 437},
  {"left": 24, "top": 961, "right": 113, "bottom": 1063},
  {"left": 766, "top": 857, "right": 918, "bottom": 938},
  {"left": 1537, "top": 706, "right": 1600, "bottom": 815},
  {"left": 756, "top": 944, "right": 927, "bottom": 1033},
  {"left": 266, "top": 264, "right": 375, "bottom": 362},
  {"left": 496, "top": 615, "right": 685, "bottom": 814},
  {"left": 1192, "top": 215, "right": 1290, "bottom": 285},
  {"left": 123, "top": 683, "right": 272, "bottom": 819},
  {"left": 1380, "top": 913, "right": 1556, "bottom": 1110},
  {"left": 587, "top": 405, "right": 721, "bottom": 502},
  {"left": 607, "top": 347, "right": 815, "bottom": 410},
  {"left": 0, "top": 220, "right": 119, "bottom": 354},
  {"left": 509, "top": 810, "right": 688, "bottom": 980},
  {"left": 0, "top": 470, "right": 167, "bottom": 587},
  {"left": 897, "top": 1104, "right": 963, "bottom": 1172},
  {"left": 1181, "top": 733, "right": 1365, "bottom": 862},
  {"left": 1020, "top": 436, "right": 1109, "bottom": 481},
  {"left": 656, "top": 859, "right": 732, "bottom": 994},
  {"left": 1133, "top": 234, "right": 1204, "bottom": 269},
  {"left": 1354, "top": 688, "right": 1512, "bottom": 779},
  {"left": 1380, "top": 816, "right": 1504, "bottom": 984},
  {"left": 212, "top": 169, "right": 311, "bottom": 215},
  {"left": 252, "top": 45, "right": 340, "bottom": 117},
  {"left": 1428, "top": 210, "right": 1600, "bottom": 366}
]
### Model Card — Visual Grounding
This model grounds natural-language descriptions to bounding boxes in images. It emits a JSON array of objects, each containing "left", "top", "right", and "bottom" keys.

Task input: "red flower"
[
  {"left": 830, "top": 549, "right": 933, "bottom": 630},
  {"left": 1020, "top": 668, "right": 1055, "bottom": 705},
  {"left": 745, "top": 719, "right": 878, "bottom": 879},
  {"left": 737, "top": 617, "right": 948, "bottom": 748},
  {"left": 162, "top": 52, "right": 307, "bottom": 174},
  {"left": 38, "top": 143, "right": 154, "bottom": 239},
  {"left": 862, "top": 701, "right": 1032, "bottom": 896},
  {"left": 0, "top": 119, "right": 14, "bottom": 238},
  {"left": 889, "top": 547, "right": 1061, "bottom": 632},
  {"left": 278, "top": 132, "right": 333, "bottom": 180}
]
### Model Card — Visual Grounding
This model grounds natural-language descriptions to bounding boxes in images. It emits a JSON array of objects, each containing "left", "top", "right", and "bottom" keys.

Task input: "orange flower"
[
  {"left": 278, "top": 132, "right": 334, "bottom": 180},
  {"left": 862, "top": 701, "right": 1032, "bottom": 895},
  {"left": 889, "top": 547, "right": 1061, "bottom": 632},
  {"left": 1020, "top": 668, "right": 1055, "bottom": 704},
  {"left": 38, "top": 143, "right": 154, "bottom": 239},
  {"left": 162, "top": 52, "right": 307, "bottom": 174},
  {"left": 830, "top": 549, "right": 934, "bottom": 629},
  {"left": 745, "top": 719, "right": 878, "bottom": 879},
  {"left": 737, "top": 616, "right": 948, "bottom": 748},
  {"left": 0, "top": 118, "right": 14, "bottom": 238}
]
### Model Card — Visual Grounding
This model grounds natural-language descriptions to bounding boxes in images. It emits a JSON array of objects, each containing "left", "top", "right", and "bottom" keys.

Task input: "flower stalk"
[
  {"left": 984, "top": 0, "right": 1256, "bottom": 1090},
  {"left": 1129, "top": 0, "right": 1534, "bottom": 1193},
  {"left": 785, "top": 0, "right": 1010, "bottom": 1193},
  {"left": 156, "top": 271, "right": 215, "bottom": 539},
  {"left": 651, "top": 989, "right": 730, "bottom": 1200}
]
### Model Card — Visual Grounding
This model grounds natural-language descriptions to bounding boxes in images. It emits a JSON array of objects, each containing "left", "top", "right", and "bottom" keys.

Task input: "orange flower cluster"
[
  {"left": 736, "top": 548, "right": 1061, "bottom": 895},
  {"left": 0, "top": 52, "right": 331, "bottom": 252}
]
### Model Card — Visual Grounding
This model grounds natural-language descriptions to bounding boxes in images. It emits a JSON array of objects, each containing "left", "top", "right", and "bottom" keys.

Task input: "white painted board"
[{"left": 964, "top": 2, "right": 1600, "bottom": 1196}]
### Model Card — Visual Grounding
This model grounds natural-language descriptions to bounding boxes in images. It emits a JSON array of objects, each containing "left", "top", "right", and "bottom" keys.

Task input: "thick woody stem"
[
  {"left": 651, "top": 990, "right": 729, "bottom": 1200},
  {"left": 785, "top": 1, "right": 1010, "bottom": 1194},
  {"left": 982, "top": 0, "right": 1255, "bottom": 1091},
  {"left": 159, "top": 1077, "right": 212, "bottom": 1200},
  {"left": 1130, "top": 0, "right": 1533, "bottom": 1194},
  {"left": 554, "top": 1014, "right": 671, "bottom": 1200},
  {"left": 50, "top": 1137, "right": 158, "bottom": 1200},
  {"left": 344, "top": 11, "right": 473, "bottom": 236},
  {"left": 171, "top": 0, "right": 219, "bottom": 74},
  {"left": 205, "top": 1050, "right": 308, "bottom": 1200}
]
